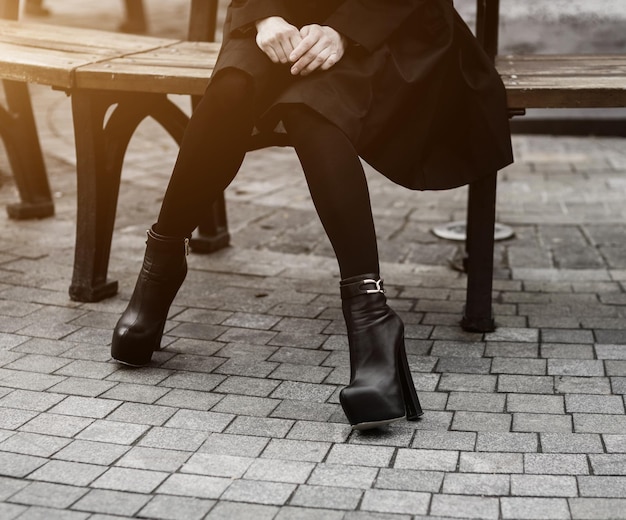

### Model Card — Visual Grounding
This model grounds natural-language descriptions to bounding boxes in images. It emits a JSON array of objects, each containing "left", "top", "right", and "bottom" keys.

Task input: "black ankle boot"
[
  {"left": 111, "top": 227, "right": 189, "bottom": 367},
  {"left": 339, "top": 274, "right": 423, "bottom": 430}
]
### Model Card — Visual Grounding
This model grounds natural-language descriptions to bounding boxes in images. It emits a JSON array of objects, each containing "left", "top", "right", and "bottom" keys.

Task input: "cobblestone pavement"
[{"left": 1, "top": 2, "right": 626, "bottom": 519}]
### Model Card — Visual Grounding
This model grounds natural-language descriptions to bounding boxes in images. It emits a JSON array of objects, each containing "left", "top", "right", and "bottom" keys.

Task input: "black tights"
[{"left": 156, "top": 69, "right": 379, "bottom": 279}]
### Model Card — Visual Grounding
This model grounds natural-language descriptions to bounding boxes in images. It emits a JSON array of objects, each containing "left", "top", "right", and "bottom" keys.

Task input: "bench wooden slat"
[
  {"left": 497, "top": 55, "right": 626, "bottom": 76},
  {"left": 74, "top": 41, "right": 220, "bottom": 95}
]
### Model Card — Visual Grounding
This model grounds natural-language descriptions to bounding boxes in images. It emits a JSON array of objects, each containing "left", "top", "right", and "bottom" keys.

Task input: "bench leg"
[
  {"left": 0, "top": 80, "right": 54, "bottom": 219},
  {"left": 68, "top": 89, "right": 231, "bottom": 302},
  {"left": 461, "top": 172, "right": 497, "bottom": 332}
]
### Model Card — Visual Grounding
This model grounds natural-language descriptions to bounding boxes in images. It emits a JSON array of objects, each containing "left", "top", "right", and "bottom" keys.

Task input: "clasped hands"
[{"left": 255, "top": 16, "right": 347, "bottom": 76}]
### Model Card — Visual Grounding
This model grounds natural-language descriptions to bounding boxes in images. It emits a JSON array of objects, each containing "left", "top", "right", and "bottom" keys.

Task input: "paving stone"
[
  {"left": 513, "top": 413, "right": 573, "bottom": 433},
  {"left": 498, "top": 375, "right": 555, "bottom": 394},
  {"left": 109, "top": 445, "right": 187, "bottom": 473},
  {"left": 574, "top": 413, "right": 626, "bottom": 434},
  {"left": 308, "top": 464, "right": 377, "bottom": 489},
  {"left": 274, "top": 506, "right": 345, "bottom": 520},
  {"left": 5, "top": 355, "right": 72, "bottom": 374},
  {"left": 394, "top": 449, "right": 458, "bottom": 472},
  {"left": 270, "top": 381, "right": 336, "bottom": 403},
  {"left": 243, "top": 457, "right": 314, "bottom": 484},
  {"left": 459, "top": 452, "right": 523, "bottom": 474},
  {"left": 287, "top": 421, "right": 351, "bottom": 443},
  {"left": 220, "top": 479, "right": 295, "bottom": 505},
  {"left": 0, "top": 390, "right": 65, "bottom": 412},
  {"left": 540, "top": 433, "right": 604, "bottom": 454},
  {"left": 491, "top": 357, "right": 547, "bottom": 375},
  {"left": 589, "top": 454, "right": 626, "bottom": 475},
  {"left": 446, "top": 392, "right": 506, "bottom": 412},
  {"left": 541, "top": 343, "right": 595, "bottom": 359},
  {"left": 48, "top": 378, "right": 118, "bottom": 397},
  {"left": 290, "top": 485, "right": 362, "bottom": 510},
  {"left": 548, "top": 359, "right": 605, "bottom": 376},
  {"left": 8, "top": 481, "right": 89, "bottom": 508},
  {"left": 0, "top": 431, "right": 71, "bottom": 457},
  {"left": 0, "top": 503, "right": 27, "bottom": 520},
  {"left": 100, "top": 383, "right": 171, "bottom": 404},
  {"left": 501, "top": 497, "right": 570, "bottom": 519},
  {"left": 430, "top": 493, "right": 500, "bottom": 520},
  {"left": 0, "top": 475, "right": 29, "bottom": 500},
  {"left": 452, "top": 411, "right": 512, "bottom": 432},
  {"left": 555, "top": 376, "right": 612, "bottom": 394},
  {"left": 604, "top": 435, "right": 626, "bottom": 453},
  {"left": 269, "top": 363, "right": 334, "bottom": 383},
  {"left": 596, "top": 344, "right": 626, "bottom": 360},
  {"left": 360, "top": 489, "right": 430, "bottom": 515},
  {"left": 507, "top": 393, "right": 564, "bottom": 414},
  {"left": 0, "top": 369, "right": 65, "bottom": 391},
  {"left": 511, "top": 475, "right": 578, "bottom": 497},
  {"left": 476, "top": 432, "right": 538, "bottom": 452},
  {"left": 485, "top": 342, "right": 539, "bottom": 358},
  {"left": 156, "top": 474, "right": 232, "bottom": 499},
  {"left": 11, "top": 506, "right": 90, "bottom": 519},
  {"left": 271, "top": 399, "right": 338, "bottom": 422},
  {"left": 139, "top": 427, "right": 209, "bottom": 452},
  {"left": 199, "top": 433, "right": 269, "bottom": 457},
  {"left": 0, "top": 451, "right": 46, "bottom": 477},
  {"left": 443, "top": 473, "right": 510, "bottom": 496},
  {"left": 48, "top": 396, "right": 122, "bottom": 419},
  {"left": 0, "top": 407, "right": 38, "bottom": 430},
  {"left": 569, "top": 498, "right": 626, "bottom": 520},
  {"left": 375, "top": 468, "right": 444, "bottom": 493},
  {"left": 524, "top": 454, "right": 589, "bottom": 475},
  {"left": 137, "top": 495, "right": 215, "bottom": 520},
  {"left": 70, "top": 489, "right": 151, "bottom": 516},
  {"left": 54, "top": 360, "right": 119, "bottom": 380},
  {"left": 165, "top": 409, "right": 234, "bottom": 433},
  {"left": 212, "top": 375, "right": 281, "bottom": 398},
  {"left": 411, "top": 430, "right": 476, "bottom": 451},
  {"left": 262, "top": 438, "right": 331, "bottom": 462},
  {"left": 76, "top": 420, "right": 150, "bottom": 445},
  {"left": 437, "top": 373, "right": 497, "bottom": 393},
  {"left": 566, "top": 394, "right": 625, "bottom": 414},
  {"left": 91, "top": 467, "right": 169, "bottom": 493},
  {"left": 578, "top": 476, "right": 626, "bottom": 498},
  {"left": 204, "top": 501, "right": 278, "bottom": 519}
]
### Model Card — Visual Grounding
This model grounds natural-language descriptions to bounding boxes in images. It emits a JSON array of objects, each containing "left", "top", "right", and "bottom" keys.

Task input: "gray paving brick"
[
  {"left": 452, "top": 411, "right": 512, "bottom": 432},
  {"left": 269, "top": 363, "right": 334, "bottom": 383},
  {"left": 5, "top": 355, "right": 71, "bottom": 374},
  {"left": 212, "top": 375, "right": 281, "bottom": 397},
  {"left": 548, "top": 359, "right": 605, "bottom": 376},
  {"left": 29, "top": 459, "right": 107, "bottom": 486},
  {"left": 0, "top": 503, "right": 27, "bottom": 520},
  {"left": 109, "top": 367, "right": 173, "bottom": 386},
  {"left": 8, "top": 482, "right": 89, "bottom": 508},
  {"left": 447, "top": 391, "right": 506, "bottom": 412},
  {"left": 199, "top": 432, "right": 269, "bottom": 457},
  {"left": 287, "top": 421, "right": 351, "bottom": 443},
  {"left": 211, "top": 394, "right": 280, "bottom": 417},
  {"left": 154, "top": 388, "right": 223, "bottom": 410},
  {"left": 605, "top": 360, "right": 626, "bottom": 376},
  {"left": 394, "top": 448, "right": 458, "bottom": 472},
  {"left": 541, "top": 343, "right": 595, "bottom": 359},
  {"left": 0, "top": 390, "right": 64, "bottom": 411},
  {"left": 574, "top": 413, "right": 626, "bottom": 434},
  {"left": 476, "top": 432, "right": 538, "bottom": 452},
  {"left": 106, "top": 402, "right": 177, "bottom": 426},
  {"left": 485, "top": 342, "right": 539, "bottom": 358},
  {"left": 566, "top": 394, "right": 625, "bottom": 414},
  {"left": 578, "top": 476, "right": 626, "bottom": 498},
  {"left": 275, "top": 506, "right": 345, "bottom": 520},
  {"left": 0, "top": 451, "right": 47, "bottom": 477},
  {"left": 270, "top": 381, "right": 336, "bottom": 403},
  {"left": 569, "top": 498, "right": 626, "bottom": 520},
  {"left": 443, "top": 473, "right": 510, "bottom": 496},
  {"left": 411, "top": 430, "right": 476, "bottom": 451},
  {"left": 511, "top": 475, "right": 578, "bottom": 497},
  {"left": 0, "top": 369, "right": 65, "bottom": 391},
  {"left": 459, "top": 452, "right": 523, "bottom": 474},
  {"left": 507, "top": 394, "right": 565, "bottom": 414},
  {"left": 91, "top": 467, "right": 169, "bottom": 493},
  {"left": 0, "top": 475, "right": 29, "bottom": 500},
  {"left": 437, "top": 373, "right": 497, "bottom": 392},
  {"left": 589, "top": 454, "right": 626, "bottom": 475},
  {"left": 243, "top": 458, "right": 314, "bottom": 484},
  {"left": 360, "top": 489, "right": 430, "bottom": 515},
  {"left": 48, "top": 396, "right": 122, "bottom": 419},
  {"left": 54, "top": 360, "right": 119, "bottom": 380},
  {"left": 540, "top": 433, "right": 604, "bottom": 454},
  {"left": 492, "top": 357, "right": 547, "bottom": 375},
  {"left": 308, "top": 464, "right": 377, "bottom": 489},
  {"left": 204, "top": 501, "right": 278, "bottom": 520},
  {"left": 165, "top": 409, "right": 234, "bottom": 432},
  {"left": 100, "top": 383, "right": 170, "bottom": 404},
  {"left": 430, "top": 493, "right": 499, "bottom": 520},
  {"left": 220, "top": 479, "right": 295, "bottom": 505},
  {"left": 555, "top": 376, "right": 611, "bottom": 394},
  {"left": 271, "top": 400, "right": 338, "bottom": 422},
  {"left": 115, "top": 446, "right": 189, "bottom": 472},
  {"left": 262, "top": 438, "right": 331, "bottom": 462},
  {"left": 501, "top": 497, "right": 570, "bottom": 519},
  {"left": 290, "top": 484, "right": 362, "bottom": 510},
  {"left": 70, "top": 489, "right": 151, "bottom": 516},
  {"left": 156, "top": 474, "right": 231, "bottom": 499},
  {"left": 52, "top": 440, "right": 129, "bottom": 466},
  {"left": 325, "top": 444, "right": 394, "bottom": 468},
  {"left": 76, "top": 419, "right": 149, "bottom": 445},
  {"left": 0, "top": 407, "right": 38, "bottom": 429},
  {"left": 48, "top": 378, "right": 117, "bottom": 397},
  {"left": 139, "top": 427, "right": 209, "bottom": 452},
  {"left": 375, "top": 468, "right": 443, "bottom": 493},
  {"left": 604, "top": 434, "right": 626, "bottom": 453},
  {"left": 0, "top": 431, "right": 70, "bottom": 457},
  {"left": 513, "top": 413, "right": 573, "bottom": 433},
  {"left": 498, "top": 375, "right": 555, "bottom": 394},
  {"left": 11, "top": 506, "right": 90, "bottom": 519},
  {"left": 524, "top": 454, "right": 589, "bottom": 475},
  {"left": 596, "top": 344, "right": 626, "bottom": 360},
  {"left": 181, "top": 452, "right": 254, "bottom": 479},
  {"left": 137, "top": 495, "right": 214, "bottom": 520}
]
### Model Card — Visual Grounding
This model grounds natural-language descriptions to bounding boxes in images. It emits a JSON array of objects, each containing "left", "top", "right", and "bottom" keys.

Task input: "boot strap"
[{"left": 340, "top": 277, "right": 385, "bottom": 299}]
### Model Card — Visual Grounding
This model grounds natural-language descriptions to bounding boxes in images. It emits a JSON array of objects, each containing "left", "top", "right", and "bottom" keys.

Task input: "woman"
[{"left": 112, "top": 0, "right": 513, "bottom": 430}]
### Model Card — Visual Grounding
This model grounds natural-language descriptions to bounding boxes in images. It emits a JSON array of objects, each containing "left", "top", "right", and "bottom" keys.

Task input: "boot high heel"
[
  {"left": 339, "top": 274, "right": 423, "bottom": 430},
  {"left": 111, "top": 226, "right": 189, "bottom": 367}
]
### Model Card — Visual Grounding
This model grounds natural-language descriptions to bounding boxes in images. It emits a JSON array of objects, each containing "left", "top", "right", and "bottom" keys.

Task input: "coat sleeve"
[
  {"left": 229, "top": 0, "right": 291, "bottom": 35},
  {"left": 324, "top": 0, "right": 422, "bottom": 52}
]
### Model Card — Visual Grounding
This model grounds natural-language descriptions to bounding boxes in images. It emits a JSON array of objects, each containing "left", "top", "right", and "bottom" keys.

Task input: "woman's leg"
[
  {"left": 155, "top": 68, "right": 256, "bottom": 238},
  {"left": 112, "top": 68, "right": 256, "bottom": 366},
  {"left": 281, "top": 105, "right": 379, "bottom": 279},
  {"left": 282, "top": 105, "right": 422, "bottom": 430}
]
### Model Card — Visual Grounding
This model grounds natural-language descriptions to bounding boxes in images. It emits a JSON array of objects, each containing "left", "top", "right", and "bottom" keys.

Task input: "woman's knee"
[{"left": 201, "top": 69, "right": 254, "bottom": 112}]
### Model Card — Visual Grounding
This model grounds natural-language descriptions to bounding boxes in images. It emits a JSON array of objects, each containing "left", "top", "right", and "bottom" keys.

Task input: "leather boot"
[
  {"left": 111, "top": 226, "right": 189, "bottom": 366},
  {"left": 339, "top": 274, "right": 423, "bottom": 430}
]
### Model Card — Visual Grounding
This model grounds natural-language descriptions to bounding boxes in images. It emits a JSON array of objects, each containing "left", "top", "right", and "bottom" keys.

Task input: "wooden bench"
[{"left": 1, "top": 0, "right": 625, "bottom": 332}]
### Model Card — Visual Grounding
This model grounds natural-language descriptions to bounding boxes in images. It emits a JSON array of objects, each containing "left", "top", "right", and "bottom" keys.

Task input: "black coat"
[{"left": 213, "top": 0, "right": 513, "bottom": 190}]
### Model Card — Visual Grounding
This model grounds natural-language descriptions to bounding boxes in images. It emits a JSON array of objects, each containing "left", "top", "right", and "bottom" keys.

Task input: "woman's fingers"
[
  {"left": 255, "top": 17, "right": 302, "bottom": 63},
  {"left": 289, "top": 25, "right": 346, "bottom": 75}
]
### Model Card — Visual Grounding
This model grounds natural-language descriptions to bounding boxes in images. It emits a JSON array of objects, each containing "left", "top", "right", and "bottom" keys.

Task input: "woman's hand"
[
  {"left": 255, "top": 16, "right": 303, "bottom": 64},
  {"left": 289, "top": 24, "right": 347, "bottom": 76}
]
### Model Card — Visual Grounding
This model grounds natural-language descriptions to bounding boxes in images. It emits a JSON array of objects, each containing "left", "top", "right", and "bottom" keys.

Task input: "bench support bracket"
[{"left": 68, "top": 89, "right": 230, "bottom": 302}]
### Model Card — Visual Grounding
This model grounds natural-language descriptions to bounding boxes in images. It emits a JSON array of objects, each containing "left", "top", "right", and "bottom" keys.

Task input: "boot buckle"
[{"left": 362, "top": 278, "right": 384, "bottom": 294}]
